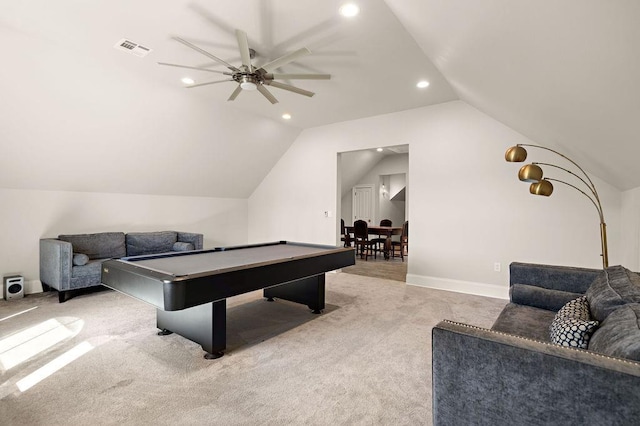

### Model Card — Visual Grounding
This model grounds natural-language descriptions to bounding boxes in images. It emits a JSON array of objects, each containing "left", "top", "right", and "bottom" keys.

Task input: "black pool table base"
[{"left": 155, "top": 274, "right": 325, "bottom": 359}]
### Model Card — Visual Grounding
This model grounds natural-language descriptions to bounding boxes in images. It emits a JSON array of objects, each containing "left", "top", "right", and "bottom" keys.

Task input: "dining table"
[{"left": 344, "top": 225, "right": 402, "bottom": 259}]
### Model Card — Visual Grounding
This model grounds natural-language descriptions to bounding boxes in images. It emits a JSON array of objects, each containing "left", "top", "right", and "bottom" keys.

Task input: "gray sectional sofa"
[
  {"left": 40, "top": 231, "right": 203, "bottom": 302},
  {"left": 432, "top": 262, "right": 640, "bottom": 425}
]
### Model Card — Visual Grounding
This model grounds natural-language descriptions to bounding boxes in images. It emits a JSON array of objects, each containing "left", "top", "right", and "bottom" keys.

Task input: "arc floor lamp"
[{"left": 505, "top": 144, "right": 608, "bottom": 269}]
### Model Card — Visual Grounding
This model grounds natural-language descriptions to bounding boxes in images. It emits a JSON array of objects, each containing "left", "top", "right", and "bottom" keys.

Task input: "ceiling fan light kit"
[
  {"left": 159, "top": 29, "right": 331, "bottom": 105},
  {"left": 239, "top": 75, "right": 258, "bottom": 91}
]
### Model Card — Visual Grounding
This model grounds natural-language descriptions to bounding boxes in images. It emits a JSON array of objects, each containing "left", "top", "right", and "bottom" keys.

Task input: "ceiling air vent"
[{"left": 114, "top": 39, "right": 152, "bottom": 57}]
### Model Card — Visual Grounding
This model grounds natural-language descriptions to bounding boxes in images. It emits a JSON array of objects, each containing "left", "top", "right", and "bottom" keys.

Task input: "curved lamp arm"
[
  {"left": 533, "top": 163, "right": 605, "bottom": 223},
  {"left": 505, "top": 144, "right": 608, "bottom": 268}
]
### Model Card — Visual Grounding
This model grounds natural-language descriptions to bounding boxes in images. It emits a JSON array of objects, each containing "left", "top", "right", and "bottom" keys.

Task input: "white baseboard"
[
  {"left": 406, "top": 273, "right": 509, "bottom": 300},
  {"left": 25, "top": 280, "right": 43, "bottom": 294}
]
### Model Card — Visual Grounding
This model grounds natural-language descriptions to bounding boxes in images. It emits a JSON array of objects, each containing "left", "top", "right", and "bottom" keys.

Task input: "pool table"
[{"left": 101, "top": 241, "right": 355, "bottom": 359}]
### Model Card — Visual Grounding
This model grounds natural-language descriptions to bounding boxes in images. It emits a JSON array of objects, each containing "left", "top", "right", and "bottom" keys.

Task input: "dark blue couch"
[{"left": 432, "top": 262, "right": 640, "bottom": 425}]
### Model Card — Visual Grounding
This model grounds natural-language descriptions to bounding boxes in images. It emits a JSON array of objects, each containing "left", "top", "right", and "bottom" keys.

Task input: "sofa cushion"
[
  {"left": 126, "top": 231, "right": 178, "bottom": 256},
  {"left": 71, "top": 259, "right": 104, "bottom": 279},
  {"left": 511, "top": 284, "right": 582, "bottom": 312},
  {"left": 491, "top": 303, "right": 556, "bottom": 342},
  {"left": 589, "top": 303, "right": 640, "bottom": 361},
  {"left": 586, "top": 265, "right": 640, "bottom": 322},
  {"left": 172, "top": 241, "right": 194, "bottom": 252},
  {"left": 59, "top": 232, "right": 126, "bottom": 260},
  {"left": 72, "top": 253, "right": 89, "bottom": 266}
]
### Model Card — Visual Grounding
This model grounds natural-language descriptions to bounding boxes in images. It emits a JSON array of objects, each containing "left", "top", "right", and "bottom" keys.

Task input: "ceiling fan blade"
[
  {"left": 228, "top": 85, "right": 242, "bottom": 101},
  {"left": 266, "top": 81, "right": 315, "bottom": 97},
  {"left": 235, "top": 29, "right": 253, "bottom": 72},
  {"left": 257, "top": 85, "right": 279, "bottom": 104},
  {"left": 158, "top": 62, "right": 231, "bottom": 75},
  {"left": 186, "top": 79, "right": 234, "bottom": 88},
  {"left": 259, "top": 47, "right": 311, "bottom": 73},
  {"left": 271, "top": 73, "right": 331, "bottom": 80},
  {"left": 173, "top": 37, "right": 239, "bottom": 72}
]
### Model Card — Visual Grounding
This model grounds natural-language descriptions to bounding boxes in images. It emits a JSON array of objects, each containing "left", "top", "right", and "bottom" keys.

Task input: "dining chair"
[
  {"left": 391, "top": 220, "right": 408, "bottom": 261},
  {"left": 353, "top": 220, "right": 376, "bottom": 260},
  {"left": 372, "top": 219, "right": 392, "bottom": 256},
  {"left": 340, "top": 218, "right": 352, "bottom": 247}
]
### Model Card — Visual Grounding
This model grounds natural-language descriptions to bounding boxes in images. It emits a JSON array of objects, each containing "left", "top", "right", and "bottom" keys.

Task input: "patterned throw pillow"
[
  {"left": 549, "top": 296, "right": 599, "bottom": 349},
  {"left": 550, "top": 317, "right": 599, "bottom": 348},
  {"left": 555, "top": 296, "right": 591, "bottom": 321}
]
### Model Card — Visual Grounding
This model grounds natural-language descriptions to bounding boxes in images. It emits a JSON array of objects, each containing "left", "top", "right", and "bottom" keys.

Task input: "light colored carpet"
[{"left": 0, "top": 272, "right": 506, "bottom": 425}]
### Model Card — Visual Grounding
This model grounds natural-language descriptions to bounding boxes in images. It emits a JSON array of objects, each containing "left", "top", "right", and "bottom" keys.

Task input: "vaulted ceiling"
[
  {"left": 388, "top": 0, "right": 640, "bottom": 191},
  {"left": 1, "top": 1, "right": 638, "bottom": 196}
]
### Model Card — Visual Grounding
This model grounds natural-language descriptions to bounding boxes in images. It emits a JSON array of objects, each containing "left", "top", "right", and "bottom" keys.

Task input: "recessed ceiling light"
[
  {"left": 282, "top": 113, "right": 292, "bottom": 120},
  {"left": 376, "top": 148, "right": 383, "bottom": 152},
  {"left": 181, "top": 77, "right": 195, "bottom": 85},
  {"left": 416, "top": 80, "right": 430, "bottom": 89},
  {"left": 339, "top": 3, "right": 360, "bottom": 17}
]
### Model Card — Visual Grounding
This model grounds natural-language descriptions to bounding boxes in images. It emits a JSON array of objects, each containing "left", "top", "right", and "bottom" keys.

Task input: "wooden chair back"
[{"left": 353, "top": 220, "right": 369, "bottom": 240}]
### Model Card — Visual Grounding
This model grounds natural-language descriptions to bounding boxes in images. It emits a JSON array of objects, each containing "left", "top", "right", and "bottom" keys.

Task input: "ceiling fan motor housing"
[{"left": 237, "top": 73, "right": 259, "bottom": 90}]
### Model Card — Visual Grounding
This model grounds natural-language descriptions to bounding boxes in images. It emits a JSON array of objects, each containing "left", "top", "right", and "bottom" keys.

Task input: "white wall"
[
  {"left": 0, "top": 188, "right": 248, "bottom": 297},
  {"left": 621, "top": 187, "right": 640, "bottom": 271},
  {"left": 341, "top": 154, "right": 408, "bottom": 226},
  {"left": 248, "top": 101, "right": 622, "bottom": 298},
  {"left": 389, "top": 174, "right": 406, "bottom": 199},
  {"left": 0, "top": 23, "right": 301, "bottom": 199},
  {"left": 379, "top": 173, "right": 406, "bottom": 227}
]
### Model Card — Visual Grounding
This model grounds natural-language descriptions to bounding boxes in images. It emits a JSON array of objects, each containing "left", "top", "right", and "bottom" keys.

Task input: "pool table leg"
[
  {"left": 263, "top": 274, "right": 325, "bottom": 314},
  {"left": 156, "top": 299, "right": 226, "bottom": 359}
]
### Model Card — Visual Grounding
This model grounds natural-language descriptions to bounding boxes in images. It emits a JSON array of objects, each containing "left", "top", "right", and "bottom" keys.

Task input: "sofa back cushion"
[
  {"left": 586, "top": 265, "right": 640, "bottom": 322},
  {"left": 589, "top": 303, "right": 640, "bottom": 361},
  {"left": 509, "top": 262, "right": 601, "bottom": 294},
  {"left": 126, "top": 231, "right": 177, "bottom": 256},
  {"left": 59, "top": 232, "right": 126, "bottom": 260}
]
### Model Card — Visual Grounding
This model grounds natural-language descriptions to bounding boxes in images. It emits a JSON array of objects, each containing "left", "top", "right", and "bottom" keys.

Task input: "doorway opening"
[{"left": 336, "top": 145, "right": 409, "bottom": 282}]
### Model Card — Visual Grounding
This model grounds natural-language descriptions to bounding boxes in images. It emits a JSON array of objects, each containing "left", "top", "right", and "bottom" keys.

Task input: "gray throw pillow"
[
  {"left": 511, "top": 284, "right": 582, "bottom": 312},
  {"left": 172, "top": 242, "right": 195, "bottom": 252},
  {"left": 589, "top": 303, "right": 640, "bottom": 361},
  {"left": 72, "top": 253, "right": 89, "bottom": 266},
  {"left": 586, "top": 265, "right": 640, "bottom": 322}
]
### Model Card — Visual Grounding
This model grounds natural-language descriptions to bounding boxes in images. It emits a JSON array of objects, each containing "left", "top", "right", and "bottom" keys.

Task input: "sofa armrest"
[
  {"left": 177, "top": 232, "right": 203, "bottom": 250},
  {"left": 432, "top": 320, "right": 640, "bottom": 426},
  {"left": 39, "top": 239, "right": 73, "bottom": 291}
]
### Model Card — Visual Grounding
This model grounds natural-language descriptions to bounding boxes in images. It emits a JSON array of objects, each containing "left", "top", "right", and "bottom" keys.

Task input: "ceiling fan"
[{"left": 158, "top": 29, "right": 331, "bottom": 104}]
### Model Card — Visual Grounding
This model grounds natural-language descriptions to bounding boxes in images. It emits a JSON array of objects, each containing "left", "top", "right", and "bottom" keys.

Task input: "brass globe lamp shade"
[
  {"left": 530, "top": 179, "right": 553, "bottom": 196},
  {"left": 518, "top": 164, "right": 543, "bottom": 182},
  {"left": 505, "top": 145, "right": 528, "bottom": 162}
]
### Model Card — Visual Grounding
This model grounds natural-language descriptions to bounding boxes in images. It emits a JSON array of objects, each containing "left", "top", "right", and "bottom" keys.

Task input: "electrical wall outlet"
[{"left": 494, "top": 262, "right": 501, "bottom": 272}]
